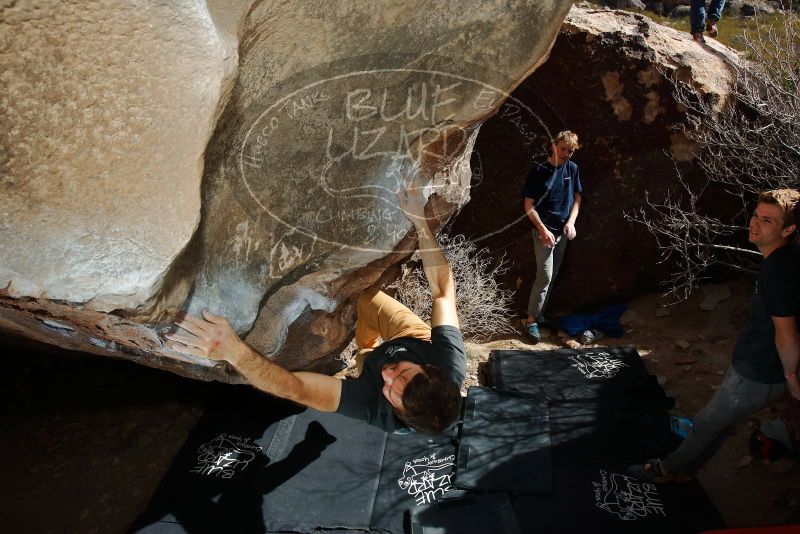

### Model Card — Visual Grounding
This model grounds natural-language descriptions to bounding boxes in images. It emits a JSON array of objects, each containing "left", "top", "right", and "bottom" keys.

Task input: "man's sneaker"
[
  {"left": 578, "top": 329, "right": 604, "bottom": 345},
  {"left": 692, "top": 32, "right": 705, "bottom": 44},
  {"left": 706, "top": 18, "right": 718, "bottom": 37},
  {"left": 670, "top": 416, "right": 694, "bottom": 439},
  {"left": 527, "top": 322, "right": 542, "bottom": 343}
]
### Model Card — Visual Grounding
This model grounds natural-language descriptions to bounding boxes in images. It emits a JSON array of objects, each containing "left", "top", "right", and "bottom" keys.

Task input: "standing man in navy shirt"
[{"left": 520, "top": 130, "right": 583, "bottom": 343}]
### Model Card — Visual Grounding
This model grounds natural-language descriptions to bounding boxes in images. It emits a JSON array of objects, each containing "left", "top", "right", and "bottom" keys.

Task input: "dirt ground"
[{"left": 0, "top": 282, "right": 798, "bottom": 533}]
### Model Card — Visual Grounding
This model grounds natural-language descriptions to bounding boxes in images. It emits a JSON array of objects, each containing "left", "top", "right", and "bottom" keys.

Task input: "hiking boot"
[
  {"left": 692, "top": 32, "right": 705, "bottom": 44},
  {"left": 706, "top": 18, "right": 718, "bottom": 37},
  {"left": 527, "top": 322, "right": 542, "bottom": 343},
  {"left": 578, "top": 329, "right": 604, "bottom": 345}
]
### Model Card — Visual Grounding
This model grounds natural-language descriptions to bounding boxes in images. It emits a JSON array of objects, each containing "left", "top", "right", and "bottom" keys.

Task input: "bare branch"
[
  {"left": 391, "top": 234, "right": 515, "bottom": 342},
  {"left": 629, "top": 11, "right": 800, "bottom": 302}
]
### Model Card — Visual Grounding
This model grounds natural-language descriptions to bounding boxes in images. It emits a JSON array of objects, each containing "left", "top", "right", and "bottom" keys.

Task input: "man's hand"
[
  {"left": 165, "top": 310, "right": 248, "bottom": 363},
  {"left": 395, "top": 172, "right": 459, "bottom": 328},
  {"left": 396, "top": 175, "right": 427, "bottom": 227},
  {"left": 564, "top": 222, "right": 577, "bottom": 240},
  {"left": 787, "top": 376, "right": 800, "bottom": 402},
  {"left": 167, "top": 310, "right": 342, "bottom": 412},
  {"left": 538, "top": 227, "right": 556, "bottom": 247}
]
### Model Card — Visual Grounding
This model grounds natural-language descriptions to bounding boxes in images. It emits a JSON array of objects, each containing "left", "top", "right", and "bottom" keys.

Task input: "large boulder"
[
  {"left": 0, "top": 0, "right": 573, "bottom": 380},
  {"left": 0, "top": 1, "right": 239, "bottom": 311},
  {"left": 450, "top": 4, "right": 740, "bottom": 316}
]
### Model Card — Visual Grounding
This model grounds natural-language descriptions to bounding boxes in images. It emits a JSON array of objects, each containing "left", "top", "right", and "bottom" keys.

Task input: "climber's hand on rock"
[
  {"left": 396, "top": 174, "right": 428, "bottom": 227},
  {"left": 166, "top": 310, "right": 248, "bottom": 363}
]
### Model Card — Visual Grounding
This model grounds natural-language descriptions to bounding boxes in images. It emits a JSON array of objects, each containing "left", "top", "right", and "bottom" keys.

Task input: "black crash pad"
[
  {"left": 489, "top": 346, "right": 678, "bottom": 463},
  {"left": 486, "top": 347, "right": 725, "bottom": 534},
  {"left": 489, "top": 345, "right": 650, "bottom": 400},
  {"left": 132, "top": 386, "right": 461, "bottom": 534},
  {"left": 455, "top": 386, "right": 551, "bottom": 493},
  {"left": 135, "top": 346, "right": 724, "bottom": 534},
  {"left": 408, "top": 493, "right": 520, "bottom": 534},
  {"left": 509, "top": 465, "right": 726, "bottom": 534}
]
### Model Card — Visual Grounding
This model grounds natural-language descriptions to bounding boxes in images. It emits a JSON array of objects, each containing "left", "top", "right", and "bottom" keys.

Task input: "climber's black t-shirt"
[
  {"left": 336, "top": 326, "right": 466, "bottom": 432},
  {"left": 733, "top": 243, "right": 800, "bottom": 383}
]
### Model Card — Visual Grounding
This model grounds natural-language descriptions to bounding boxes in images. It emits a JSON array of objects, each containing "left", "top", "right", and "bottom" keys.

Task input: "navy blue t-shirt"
[
  {"left": 733, "top": 243, "right": 800, "bottom": 383},
  {"left": 521, "top": 160, "right": 583, "bottom": 234},
  {"left": 336, "top": 326, "right": 466, "bottom": 432}
]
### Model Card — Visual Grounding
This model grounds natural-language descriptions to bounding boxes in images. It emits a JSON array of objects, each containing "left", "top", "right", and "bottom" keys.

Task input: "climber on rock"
[{"left": 165, "top": 176, "right": 466, "bottom": 435}]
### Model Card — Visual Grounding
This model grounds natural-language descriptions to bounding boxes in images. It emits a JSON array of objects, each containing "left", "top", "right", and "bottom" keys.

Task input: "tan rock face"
[
  {"left": 450, "top": 5, "right": 739, "bottom": 316},
  {"left": 564, "top": 5, "right": 738, "bottom": 104},
  {"left": 0, "top": 0, "right": 573, "bottom": 379},
  {"left": 0, "top": 0, "right": 239, "bottom": 310}
]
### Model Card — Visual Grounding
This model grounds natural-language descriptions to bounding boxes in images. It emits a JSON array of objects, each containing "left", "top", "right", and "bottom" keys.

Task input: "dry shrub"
[
  {"left": 392, "top": 234, "right": 514, "bottom": 342},
  {"left": 628, "top": 11, "right": 800, "bottom": 302}
]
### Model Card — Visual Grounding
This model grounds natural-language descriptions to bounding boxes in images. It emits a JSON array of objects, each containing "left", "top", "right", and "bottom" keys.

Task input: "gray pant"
[
  {"left": 662, "top": 366, "right": 785, "bottom": 473},
  {"left": 526, "top": 231, "right": 567, "bottom": 319}
]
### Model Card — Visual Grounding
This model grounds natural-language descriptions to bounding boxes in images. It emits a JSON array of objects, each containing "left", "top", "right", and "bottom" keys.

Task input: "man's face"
[
  {"left": 749, "top": 202, "right": 795, "bottom": 249},
  {"left": 551, "top": 140, "right": 575, "bottom": 165},
  {"left": 381, "top": 361, "right": 424, "bottom": 413}
]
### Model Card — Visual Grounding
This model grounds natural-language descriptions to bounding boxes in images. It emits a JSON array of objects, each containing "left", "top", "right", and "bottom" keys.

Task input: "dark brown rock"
[{"left": 450, "top": 6, "right": 738, "bottom": 317}]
